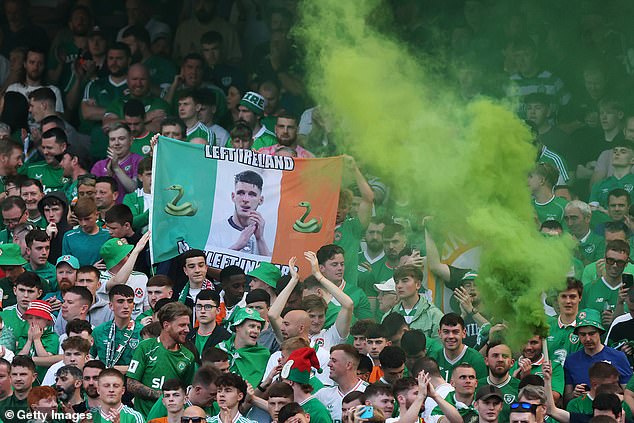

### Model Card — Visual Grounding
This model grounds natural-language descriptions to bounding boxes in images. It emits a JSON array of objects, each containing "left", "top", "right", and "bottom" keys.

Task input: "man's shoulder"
[
  {"left": 92, "top": 320, "right": 112, "bottom": 335},
  {"left": 64, "top": 228, "right": 82, "bottom": 237},
  {"left": 121, "top": 405, "right": 145, "bottom": 422}
]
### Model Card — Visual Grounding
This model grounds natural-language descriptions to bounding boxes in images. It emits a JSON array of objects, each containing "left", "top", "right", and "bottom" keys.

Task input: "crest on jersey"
[
  {"left": 569, "top": 333, "right": 579, "bottom": 344},
  {"left": 504, "top": 394, "right": 516, "bottom": 404},
  {"left": 177, "top": 361, "right": 187, "bottom": 371},
  {"left": 130, "top": 338, "right": 139, "bottom": 349}
]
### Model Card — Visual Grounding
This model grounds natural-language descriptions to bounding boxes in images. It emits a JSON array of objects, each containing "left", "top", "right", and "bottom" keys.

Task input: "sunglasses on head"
[{"left": 510, "top": 402, "right": 538, "bottom": 413}]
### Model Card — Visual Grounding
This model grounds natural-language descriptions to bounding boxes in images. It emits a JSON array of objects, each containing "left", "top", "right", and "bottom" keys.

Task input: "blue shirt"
[{"left": 564, "top": 346, "right": 633, "bottom": 386}]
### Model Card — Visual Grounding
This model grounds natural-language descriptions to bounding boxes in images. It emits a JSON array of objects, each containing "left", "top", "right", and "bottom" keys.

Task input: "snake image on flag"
[{"left": 150, "top": 136, "right": 343, "bottom": 274}]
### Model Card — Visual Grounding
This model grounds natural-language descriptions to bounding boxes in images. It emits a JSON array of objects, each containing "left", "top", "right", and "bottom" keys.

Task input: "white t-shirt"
[
  {"left": 42, "top": 360, "right": 64, "bottom": 386},
  {"left": 99, "top": 271, "right": 149, "bottom": 320},
  {"left": 315, "top": 379, "right": 368, "bottom": 421},
  {"left": 7, "top": 82, "right": 64, "bottom": 112},
  {"left": 309, "top": 325, "right": 346, "bottom": 354}
]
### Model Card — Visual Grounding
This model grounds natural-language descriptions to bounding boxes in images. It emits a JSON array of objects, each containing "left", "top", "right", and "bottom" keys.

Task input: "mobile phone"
[
  {"left": 360, "top": 406, "right": 374, "bottom": 419},
  {"left": 623, "top": 273, "right": 634, "bottom": 289}
]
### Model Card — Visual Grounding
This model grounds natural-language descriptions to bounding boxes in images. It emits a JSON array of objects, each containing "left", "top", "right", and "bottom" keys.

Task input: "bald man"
[{"left": 183, "top": 405, "right": 207, "bottom": 419}]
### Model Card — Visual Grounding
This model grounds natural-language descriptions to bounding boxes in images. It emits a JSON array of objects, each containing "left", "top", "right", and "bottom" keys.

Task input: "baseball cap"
[
  {"left": 374, "top": 278, "right": 396, "bottom": 292},
  {"left": 239, "top": 92, "right": 265, "bottom": 116},
  {"left": 475, "top": 385, "right": 504, "bottom": 402},
  {"left": 0, "top": 244, "right": 27, "bottom": 266},
  {"left": 24, "top": 300, "right": 54, "bottom": 322},
  {"left": 56, "top": 255, "right": 80, "bottom": 270},
  {"left": 461, "top": 271, "right": 478, "bottom": 283},
  {"left": 99, "top": 238, "right": 134, "bottom": 270}
]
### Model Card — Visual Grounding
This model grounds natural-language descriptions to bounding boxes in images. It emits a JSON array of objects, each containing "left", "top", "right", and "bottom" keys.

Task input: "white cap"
[{"left": 374, "top": 278, "right": 396, "bottom": 292}]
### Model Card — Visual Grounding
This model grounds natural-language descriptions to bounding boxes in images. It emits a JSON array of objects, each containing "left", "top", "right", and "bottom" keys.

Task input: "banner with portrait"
[{"left": 150, "top": 137, "right": 343, "bottom": 274}]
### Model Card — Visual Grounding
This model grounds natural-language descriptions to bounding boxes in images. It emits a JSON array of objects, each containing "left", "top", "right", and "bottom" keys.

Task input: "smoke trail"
[{"left": 298, "top": 0, "right": 575, "bottom": 348}]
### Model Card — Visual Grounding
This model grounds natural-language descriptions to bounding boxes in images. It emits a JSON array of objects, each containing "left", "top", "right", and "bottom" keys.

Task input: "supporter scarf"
[{"left": 218, "top": 335, "right": 270, "bottom": 387}]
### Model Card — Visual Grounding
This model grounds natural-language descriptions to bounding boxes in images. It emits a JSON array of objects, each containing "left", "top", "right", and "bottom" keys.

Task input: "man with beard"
[
  {"left": 357, "top": 218, "right": 390, "bottom": 294},
  {"left": 94, "top": 368, "right": 144, "bottom": 423},
  {"left": 55, "top": 365, "right": 86, "bottom": 413},
  {"left": 258, "top": 114, "right": 314, "bottom": 158},
  {"left": 0, "top": 138, "right": 24, "bottom": 194},
  {"left": 81, "top": 43, "right": 131, "bottom": 134},
  {"left": 91, "top": 285, "right": 142, "bottom": 373},
  {"left": 229, "top": 92, "right": 277, "bottom": 150},
  {"left": 478, "top": 342, "right": 520, "bottom": 423},
  {"left": 82, "top": 360, "right": 105, "bottom": 410},
  {"left": 173, "top": 0, "right": 241, "bottom": 63},
  {"left": 126, "top": 302, "right": 196, "bottom": 418},
  {"left": 512, "top": 335, "right": 565, "bottom": 402},
  {"left": 22, "top": 128, "right": 69, "bottom": 192},
  {"left": 6, "top": 47, "right": 64, "bottom": 113},
  {"left": 42, "top": 255, "right": 79, "bottom": 317}
]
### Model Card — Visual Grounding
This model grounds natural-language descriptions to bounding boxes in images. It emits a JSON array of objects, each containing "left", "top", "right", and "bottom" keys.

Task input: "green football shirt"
[
  {"left": 91, "top": 320, "right": 143, "bottom": 367},
  {"left": 126, "top": 337, "right": 196, "bottom": 417},
  {"left": 477, "top": 375, "right": 520, "bottom": 423},
  {"left": 546, "top": 315, "right": 582, "bottom": 366},
  {"left": 580, "top": 277, "right": 621, "bottom": 314},
  {"left": 130, "top": 132, "right": 155, "bottom": 156},
  {"left": 428, "top": 345, "right": 488, "bottom": 382},
  {"left": 334, "top": 216, "right": 364, "bottom": 288},
  {"left": 589, "top": 174, "right": 634, "bottom": 208},
  {"left": 186, "top": 122, "right": 214, "bottom": 144},
  {"left": 533, "top": 195, "right": 567, "bottom": 225},
  {"left": 20, "top": 161, "right": 69, "bottom": 193}
]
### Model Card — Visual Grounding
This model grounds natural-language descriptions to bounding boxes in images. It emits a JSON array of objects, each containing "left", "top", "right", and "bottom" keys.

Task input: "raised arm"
[
  {"left": 424, "top": 225, "right": 450, "bottom": 282},
  {"left": 345, "top": 155, "right": 374, "bottom": 228},
  {"left": 544, "top": 361, "right": 570, "bottom": 423},
  {"left": 105, "top": 231, "right": 150, "bottom": 291},
  {"left": 305, "top": 251, "right": 353, "bottom": 338},
  {"left": 268, "top": 257, "right": 299, "bottom": 342}
]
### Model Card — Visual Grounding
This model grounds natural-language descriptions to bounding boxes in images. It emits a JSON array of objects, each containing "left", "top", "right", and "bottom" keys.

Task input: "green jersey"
[
  {"left": 546, "top": 315, "right": 582, "bottom": 366},
  {"left": 145, "top": 397, "right": 217, "bottom": 421},
  {"left": 130, "top": 132, "right": 155, "bottom": 156},
  {"left": 126, "top": 337, "right": 196, "bottom": 417},
  {"left": 356, "top": 251, "right": 394, "bottom": 296},
  {"left": 91, "top": 320, "right": 142, "bottom": 367},
  {"left": 533, "top": 195, "right": 567, "bottom": 225},
  {"left": 576, "top": 231, "right": 605, "bottom": 266},
  {"left": 186, "top": 122, "right": 214, "bottom": 144},
  {"left": 431, "top": 391, "right": 478, "bottom": 422},
  {"left": 567, "top": 394, "right": 633, "bottom": 420},
  {"left": 24, "top": 262, "right": 57, "bottom": 293},
  {"left": 580, "top": 277, "right": 621, "bottom": 314},
  {"left": 428, "top": 345, "right": 488, "bottom": 382},
  {"left": 20, "top": 161, "right": 69, "bottom": 193},
  {"left": 510, "top": 357, "right": 565, "bottom": 394},
  {"left": 0, "top": 394, "right": 28, "bottom": 423},
  {"left": 334, "top": 216, "right": 364, "bottom": 288},
  {"left": 590, "top": 174, "right": 634, "bottom": 208},
  {"left": 477, "top": 376, "right": 520, "bottom": 423},
  {"left": 62, "top": 228, "right": 111, "bottom": 266},
  {"left": 144, "top": 55, "right": 177, "bottom": 88},
  {"left": 63, "top": 179, "right": 78, "bottom": 204},
  {"left": 300, "top": 397, "right": 333, "bottom": 423},
  {"left": 0, "top": 305, "right": 27, "bottom": 351},
  {"left": 80, "top": 76, "right": 128, "bottom": 132},
  {"left": 106, "top": 95, "right": 171, "bottom": 119},
  {"left": 90, "top": 405, "right": 145, "bottom": 423}
]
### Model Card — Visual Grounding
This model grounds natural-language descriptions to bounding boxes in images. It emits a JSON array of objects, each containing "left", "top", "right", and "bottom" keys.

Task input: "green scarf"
[{"left": 218, "top": 334, "right": 271, "bottom": 387}]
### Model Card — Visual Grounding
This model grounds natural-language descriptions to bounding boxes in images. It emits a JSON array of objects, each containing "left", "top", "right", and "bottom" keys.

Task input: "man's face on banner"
[{"left": 231, "top": 182, "right": 263, "bottom": 220}]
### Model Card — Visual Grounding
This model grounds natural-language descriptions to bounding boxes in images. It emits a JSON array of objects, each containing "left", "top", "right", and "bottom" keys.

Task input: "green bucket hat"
[
  {"left": 0, "top": 244, "right": 27, "bottom": 266},
  {"left": 239, "top": 91, "right": 265, "bottom": 116},
  {"left": 231, "top": 306, "right": 265, "bottom": 329},
  {"left": 574, "top": 308, "right": 605, "bottom": 333},
  {"left": 461, "top": 270, "right": 478, "bottom": 284},
  {"left": 248, "top": 262, "right": 281, "bottom": 289},
  {"left": 99, "top": 238, "right": 134, "bottom": 270}
]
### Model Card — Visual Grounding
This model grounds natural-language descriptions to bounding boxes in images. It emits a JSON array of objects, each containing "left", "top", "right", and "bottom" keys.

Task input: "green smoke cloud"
[{"left": 298, "top": 0, "right": 575, "bottom": 348}]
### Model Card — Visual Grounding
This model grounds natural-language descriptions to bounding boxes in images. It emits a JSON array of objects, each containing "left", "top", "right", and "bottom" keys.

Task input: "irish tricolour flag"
[{"left": 150, "top": 137, "right": 343, "bottom": 274}]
